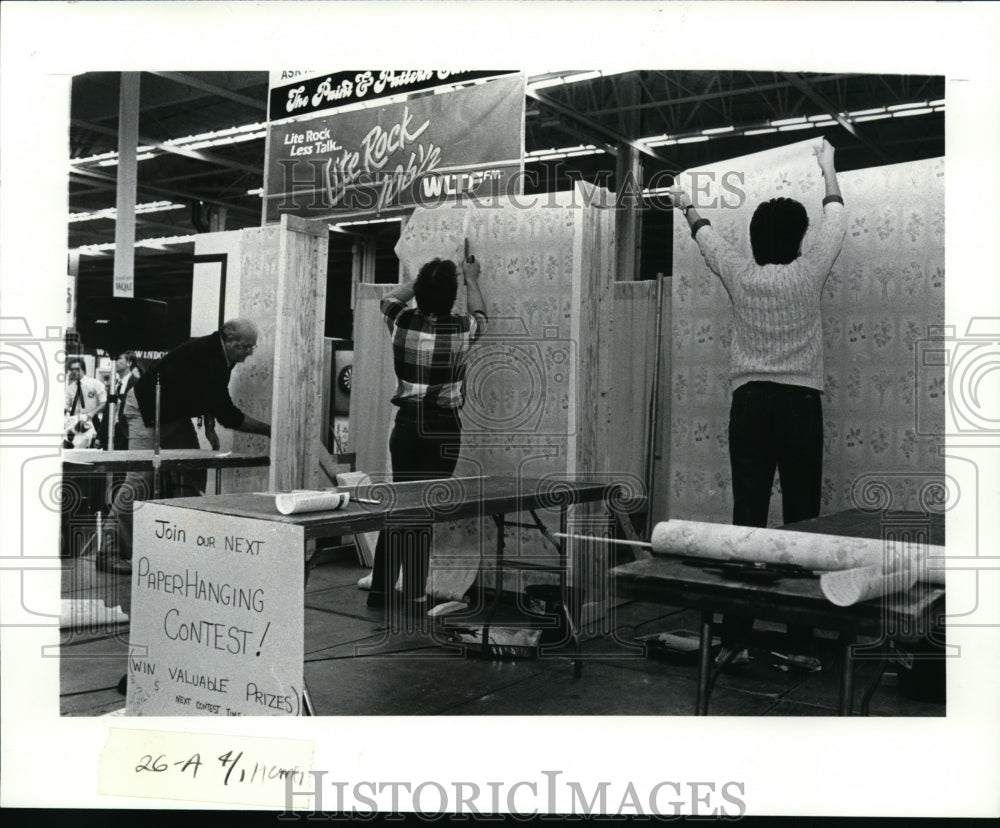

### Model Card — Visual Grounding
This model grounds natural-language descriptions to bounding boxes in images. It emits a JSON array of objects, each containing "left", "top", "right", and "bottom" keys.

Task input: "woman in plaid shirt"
[{"left": 368, "top": 256, "right": 488, "bottom": 618}]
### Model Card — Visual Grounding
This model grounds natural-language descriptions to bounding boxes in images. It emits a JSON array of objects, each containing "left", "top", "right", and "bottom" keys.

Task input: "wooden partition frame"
[{"left": 223, "top": 214, "right": 332, "bottom": 493}]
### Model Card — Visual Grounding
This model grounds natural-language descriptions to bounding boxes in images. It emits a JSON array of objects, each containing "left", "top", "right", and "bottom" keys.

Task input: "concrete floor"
[{"left": 60, "top": 547, "right": 945, "bottom": 718}]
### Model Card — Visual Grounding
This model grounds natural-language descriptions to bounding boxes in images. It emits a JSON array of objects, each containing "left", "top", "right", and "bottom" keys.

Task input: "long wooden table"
[
  {"left": 61, "top": 448, "right": 271, "bottom": 475},
  {"left": 60, "top": 449, "right": 272, "bottom": 558},
  {"left": 611, "top": 510, "right": 946, "bottom": 716},
  {"left": 151, "top": 476, "right": 620, "bottom": 681}
]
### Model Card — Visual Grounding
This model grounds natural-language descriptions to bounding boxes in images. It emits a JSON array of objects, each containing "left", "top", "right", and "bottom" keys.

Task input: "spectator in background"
[
  {"left": 103, "top": 319, "right": 271, "bottom": 574},
  {"left": 109, "top": 350, "right": 142, "bottom": 450},
  {"left": 64, "top": 356, "right": 106, "bottom": 449}
]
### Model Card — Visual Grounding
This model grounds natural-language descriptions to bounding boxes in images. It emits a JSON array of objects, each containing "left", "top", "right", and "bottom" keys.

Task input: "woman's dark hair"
[
  {"left": 414, "top": 258, "right": 458, "bottom": 315},
  {"left": 749, "top": 198, "right": 809, "bottom": 266}
]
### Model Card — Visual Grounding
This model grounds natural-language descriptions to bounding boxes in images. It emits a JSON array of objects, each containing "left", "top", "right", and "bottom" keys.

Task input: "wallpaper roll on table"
[
  {"left": 275, "top": 490, "right": 350, "bottom": 515},
  {"left": 819, "top": 563, "right": 920, "bottom": 607},
  {"left": 649, "top": 520, "right": 944, "bottom": 586}
]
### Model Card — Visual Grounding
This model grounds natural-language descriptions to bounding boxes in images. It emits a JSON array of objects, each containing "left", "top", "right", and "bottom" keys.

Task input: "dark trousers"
[
  {"left": 722, "top": 381, "right": 823, "bottom": 647},
  {"left": 107, "top": 390, "right": 205, "bottom": 565},
  {"left": 369, "top": 408, "right": 462, "bottom": 606}
]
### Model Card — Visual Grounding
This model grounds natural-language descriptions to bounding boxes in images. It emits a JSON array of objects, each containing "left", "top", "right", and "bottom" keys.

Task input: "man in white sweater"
[{"left": 670, "top": 139, "right": 846, "bottom": 661}]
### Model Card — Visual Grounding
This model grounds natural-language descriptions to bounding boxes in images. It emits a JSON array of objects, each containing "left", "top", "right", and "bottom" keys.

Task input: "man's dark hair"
[
  {"left": 118, "top": 350, "right": 137, "bottom": 368},
  {"left": 414, "top": 258, "right": 458, "bottom": 316},
  {"left": 749, "top": 198, "right": 809, "bottom": 266},
  {"left": 67, "top": 356, "right": 85, "bottom": 371}
]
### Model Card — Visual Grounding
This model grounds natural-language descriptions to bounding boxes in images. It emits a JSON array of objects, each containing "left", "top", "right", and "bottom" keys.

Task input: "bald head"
[{"left": 221, "top": 318, "right": 260, "bottom": 364}]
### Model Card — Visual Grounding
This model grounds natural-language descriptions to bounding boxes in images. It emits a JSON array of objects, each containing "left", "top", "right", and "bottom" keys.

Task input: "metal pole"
[
  {"left": 106, "top": 399, "right": 116, "bottom": 450},
  {"left": 153, "top": 378, "right": 161, "bottom": 499}
]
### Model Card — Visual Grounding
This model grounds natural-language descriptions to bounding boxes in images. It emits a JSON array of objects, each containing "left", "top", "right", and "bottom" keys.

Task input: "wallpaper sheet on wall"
[
  {"left": 393, "top": 200, "right": 585, "bottom": 600},
  {"left": 670, "top": 138, "right": 945, "bottom": 525}
]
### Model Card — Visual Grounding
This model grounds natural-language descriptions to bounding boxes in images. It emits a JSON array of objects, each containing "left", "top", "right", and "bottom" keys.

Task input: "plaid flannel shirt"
[{"left": 381, "top": 295, "right": 487, "bottom": 410}]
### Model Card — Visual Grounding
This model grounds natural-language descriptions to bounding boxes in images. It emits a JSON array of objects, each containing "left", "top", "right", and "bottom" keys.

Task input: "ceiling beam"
[
  {"left": 69, "top": 213, "right": 195, "bottom": 241},
  {"left": 72, "top": 118, "right": 262, "bottom": 175},
  {"left": 526, "top": 88, "right": 677, "bottom": 169},
  {"left": 783, "top": 72, "right": 888, "bottom": 163},
  {"left": 597, "top": 74, "right": 859, "bottom": 119},
  {"left": 79, "top": 72, "right": 267, "bottom": 126},
  {"left": 70, "top": 166, "right": 260, "bottom": 219},
  {"left": 150, "top": 71, "right": 268, "bottom": 111}
]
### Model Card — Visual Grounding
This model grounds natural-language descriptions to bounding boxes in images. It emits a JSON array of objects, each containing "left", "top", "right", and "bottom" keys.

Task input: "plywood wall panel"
[
  {"left": 269, "top": 214, "right": 329, "bottom": 492},
  {"left": 348, "top": 283, "right": 397, "bottom": 481}
]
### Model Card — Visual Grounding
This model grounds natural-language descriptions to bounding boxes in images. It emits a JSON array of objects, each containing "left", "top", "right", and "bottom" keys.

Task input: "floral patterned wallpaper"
[
  {"left": 394, "top": 201, "right": 585, "bottom": 599},
  {"left": 670, "top": 139, "right": 945, "bottom": 525}
]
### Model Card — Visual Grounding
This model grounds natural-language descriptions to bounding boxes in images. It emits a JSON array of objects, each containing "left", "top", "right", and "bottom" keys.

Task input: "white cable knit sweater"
[{"left": 693, "top": 202, "right": 846, "bottom": 392}]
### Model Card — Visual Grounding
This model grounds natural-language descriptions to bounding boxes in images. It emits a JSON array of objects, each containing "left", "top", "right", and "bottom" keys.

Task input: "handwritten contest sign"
[
  {"left": 264, "top": 73, "right": 525, "bottom": 219},
  {"left": 128, "top": 502, "right": 305, "bottom": 716}
]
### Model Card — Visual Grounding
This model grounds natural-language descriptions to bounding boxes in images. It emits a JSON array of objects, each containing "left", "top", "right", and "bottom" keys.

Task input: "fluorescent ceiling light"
[
  {"left": 770, "top": 116, "right": 807, "bottom": 127},
  {"left": 134, "top": 234, "right": 196, "bottom": 248},
  {"left": 527, "top": 70, "right": 629, "bottom": 92},
  {"left": 76, "top": 234, "right": 195, "bottom": 255},
  {"left": 779, "top": 122, "right": 815, "bottom": 132},
  {"left": 69, "top": 201, "right": 185, "bottom": 223},
  {"left": 565, "top": 71, "right": 602, "bottom": 84},
  {"left": 677, "top": 135, "right": 709, "bottom": 144},
  {"left": 97, "top": 152, "right": 156, "bottom": 167},
  {"left": 893, "top": 107, "right": 934, "bottom": 118},
  {"left": 852, "top": 113, "right": 893, "bottom": 124},
  {"left": 847, "top": 107, "right": 886, "bottom": 118},
  {"left": 333, "top": 217, "right": 402, "bottom": 228},
  {"left": 702, "top": 126, "right": 735, "bottom": 135},
  {"left": 743, "top": 127, "right": 777, "bottom": 136},
  {"left": 888, "top": 101, "right": 928, "bottom": 112}
]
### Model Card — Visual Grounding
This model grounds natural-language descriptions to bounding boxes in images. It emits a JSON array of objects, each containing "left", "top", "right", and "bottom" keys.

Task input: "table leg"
[
  {"left": 696, "top": 611, "right": 714, "bottom": 715},
  {"left": 859, "top": 639, "right": 890, "bottom": 717},
  {"left": 559, "top": 505, "right": 583, "bottom": 678},
  {"left": 482, "top": 513, "right": 506, "bottom": 658},
  {"left": 838, "top": 632, "right": 856, "bottom": 716}
]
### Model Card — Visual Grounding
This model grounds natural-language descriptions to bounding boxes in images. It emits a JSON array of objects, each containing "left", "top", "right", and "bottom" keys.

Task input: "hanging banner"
[
  {"left": 263, "top": 73, "right": 525, "bottom": 221},
  {"left": 268, "top": 70, "right": 517, "bottom": 121}
]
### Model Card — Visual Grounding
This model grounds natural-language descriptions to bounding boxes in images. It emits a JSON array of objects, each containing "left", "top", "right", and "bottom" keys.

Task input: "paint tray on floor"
[
  {"left": 637, "top": 629, "right": 716, "bottom": 658},
  {"left": 447, "top": 626, "right": 542, "bottom": 660}
]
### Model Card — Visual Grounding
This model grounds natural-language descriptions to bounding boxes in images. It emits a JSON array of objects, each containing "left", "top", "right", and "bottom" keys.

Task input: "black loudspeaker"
[{"left": 76, "top": 297, "right": 168, "bottom": 353}]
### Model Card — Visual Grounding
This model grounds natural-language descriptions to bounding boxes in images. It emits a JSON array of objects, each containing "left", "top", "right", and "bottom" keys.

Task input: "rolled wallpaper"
[
  {"left": 275, "top": 490, "right": 350, "bottom": 515},
  {"left": 650, "top": 519, "right": 944, "bottom": 587}
]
